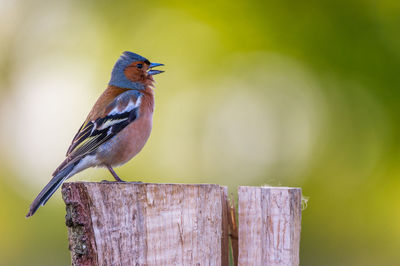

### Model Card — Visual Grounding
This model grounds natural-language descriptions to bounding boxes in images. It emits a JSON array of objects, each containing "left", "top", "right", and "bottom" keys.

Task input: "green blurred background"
[{"left": 1, "top": 0, "right": 399, "bottom": 265}]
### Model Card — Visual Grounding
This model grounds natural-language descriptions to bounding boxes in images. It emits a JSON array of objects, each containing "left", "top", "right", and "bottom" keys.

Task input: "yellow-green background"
[{"left": 1, "top": 0, "right": 399, "bottom": 265}]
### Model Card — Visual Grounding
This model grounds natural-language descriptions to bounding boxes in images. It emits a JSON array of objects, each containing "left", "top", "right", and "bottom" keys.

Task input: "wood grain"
[
  {"left": 238, "top": 186, "right": 302, "bottom": 266},
  {"left": 62, "top": 182, "right": 229, "bottom": 266}
]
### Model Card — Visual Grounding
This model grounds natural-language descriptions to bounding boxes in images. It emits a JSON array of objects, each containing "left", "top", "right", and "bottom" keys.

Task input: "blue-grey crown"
[{"left": 108, "top": 51, "right": 148, "bottom": 90}]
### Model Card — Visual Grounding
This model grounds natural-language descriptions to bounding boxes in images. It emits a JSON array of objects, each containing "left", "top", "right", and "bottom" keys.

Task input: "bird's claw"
[
  {"left": 101, "top": 179, "right": 127, "bottom": 183},
  {"left": 100, "top": 180, "right": 143, "bottom": 184}
]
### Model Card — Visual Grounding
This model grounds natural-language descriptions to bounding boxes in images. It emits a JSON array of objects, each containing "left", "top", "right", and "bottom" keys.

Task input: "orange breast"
[{"left": 96, "top": 88, "right": 154, "bottom": 166}]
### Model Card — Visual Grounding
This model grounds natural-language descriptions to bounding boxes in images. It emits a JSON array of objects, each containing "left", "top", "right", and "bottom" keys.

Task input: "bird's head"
[{"left": 109, "top": 51, "right": 164, "bottom": 89}]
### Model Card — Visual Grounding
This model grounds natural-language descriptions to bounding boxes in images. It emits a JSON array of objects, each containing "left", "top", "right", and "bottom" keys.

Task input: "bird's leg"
[{"left": 106, "top": 165, "right": 125, "bottom": 182}]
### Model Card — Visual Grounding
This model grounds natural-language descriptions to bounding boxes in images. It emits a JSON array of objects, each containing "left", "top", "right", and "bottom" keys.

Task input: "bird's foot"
[
  {"left": 100, "top": 180, "right": 142, "bottom": 183},
  {"left": 100, "top": 179, "right": 127, "bottom": 183}
]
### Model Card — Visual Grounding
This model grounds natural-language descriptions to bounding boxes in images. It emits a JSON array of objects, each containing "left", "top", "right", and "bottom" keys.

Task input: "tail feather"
[{"left": 26, "top": 162, "right": 77, "bottom": 218}]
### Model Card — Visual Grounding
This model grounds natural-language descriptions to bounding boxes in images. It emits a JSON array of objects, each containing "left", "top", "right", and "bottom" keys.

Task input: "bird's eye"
[{"left": 136, "top": 63, "right": 143, "bottom": 69}]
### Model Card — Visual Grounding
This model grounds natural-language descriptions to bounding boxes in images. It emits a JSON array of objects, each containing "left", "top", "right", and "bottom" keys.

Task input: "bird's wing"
[{"left": 65, "top": 90, "right": 142, "bottom": 160}]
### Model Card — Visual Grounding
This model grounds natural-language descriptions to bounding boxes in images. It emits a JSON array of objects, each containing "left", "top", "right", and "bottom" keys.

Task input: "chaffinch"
[{"left": 26, "top": 51, "right": 164, "bottom": 217}]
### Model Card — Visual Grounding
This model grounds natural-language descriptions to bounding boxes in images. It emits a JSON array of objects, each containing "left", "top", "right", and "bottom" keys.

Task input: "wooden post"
[
  {"left": 62, "top": 182, "right": 229, "bottom": 266},
  {"left": 238, "top": 186, "right": 302, "bottom": 266}
]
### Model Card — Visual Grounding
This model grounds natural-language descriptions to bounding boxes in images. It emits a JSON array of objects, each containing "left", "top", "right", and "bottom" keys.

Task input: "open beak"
[{"left": 147, "top": 62, "right": 164, "bottom": 75}]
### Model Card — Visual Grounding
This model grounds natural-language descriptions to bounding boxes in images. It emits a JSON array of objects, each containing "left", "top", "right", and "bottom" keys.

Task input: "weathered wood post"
[
  {"left": 238, "top": 186, "right": 302, "bottom": 266},
  {"left": 62, "top": 182, "right": 229, "bottom": 266}
]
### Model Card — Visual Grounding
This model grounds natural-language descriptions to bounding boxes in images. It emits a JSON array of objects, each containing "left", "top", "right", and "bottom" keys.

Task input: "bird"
[{"left": 26, "top": 51, "right": 164, "bottom": 217}]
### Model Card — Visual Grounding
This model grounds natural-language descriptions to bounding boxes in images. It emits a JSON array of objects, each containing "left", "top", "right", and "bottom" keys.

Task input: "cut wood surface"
[
  {"left": 238, "top": 186, "right": 302, "bottom": 266},
  {"left": 62, "top": 182, "right": 229, "bottom": 266}
]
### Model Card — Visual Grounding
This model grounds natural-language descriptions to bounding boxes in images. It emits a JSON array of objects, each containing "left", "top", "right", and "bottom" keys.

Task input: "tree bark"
[
  {"left": 238, "top": 186, "right": 302, "bottom": 266},
  {"left": 62, "top": 182, "right": 229, "bottom": 266}
]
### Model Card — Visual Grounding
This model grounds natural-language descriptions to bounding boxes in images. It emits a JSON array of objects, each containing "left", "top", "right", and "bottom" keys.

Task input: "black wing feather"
[{"left": 65, "top": 90, "right": 142, "bottom": 159}]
